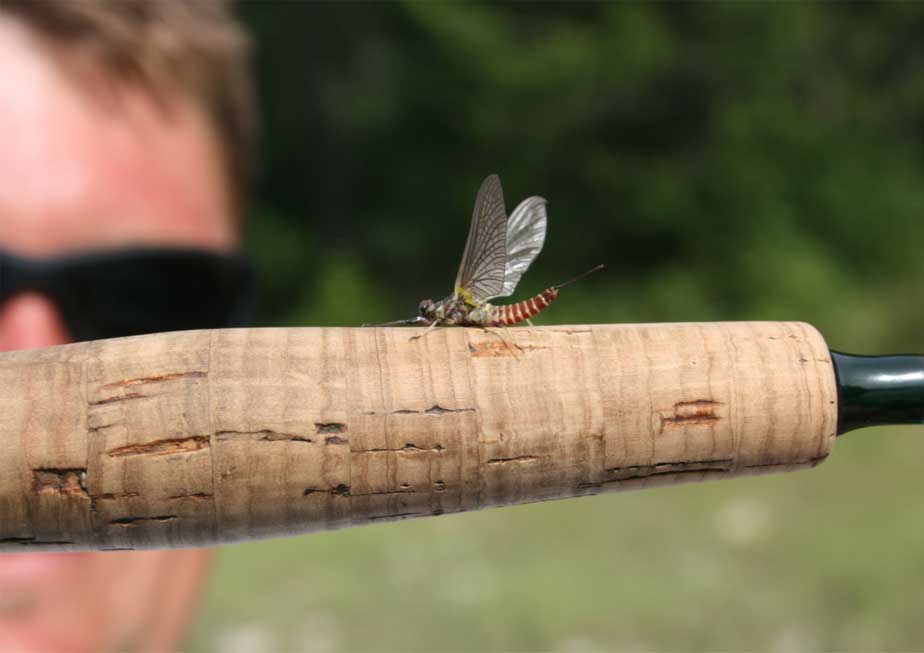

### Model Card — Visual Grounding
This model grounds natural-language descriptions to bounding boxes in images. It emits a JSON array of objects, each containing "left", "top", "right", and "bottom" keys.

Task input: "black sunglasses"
[{"left": 0, "top": 246, "right": 257, "bottom": 342}]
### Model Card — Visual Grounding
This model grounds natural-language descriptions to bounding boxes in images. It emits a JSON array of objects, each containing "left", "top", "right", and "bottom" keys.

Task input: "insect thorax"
[{"left": 420, "top": 295, "right": 494, "bottom": 326}]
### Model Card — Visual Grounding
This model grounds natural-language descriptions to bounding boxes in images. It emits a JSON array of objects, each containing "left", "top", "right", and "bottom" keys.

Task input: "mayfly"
[{"left": 373, "top": 174, "right": 602, "bottom": 336}]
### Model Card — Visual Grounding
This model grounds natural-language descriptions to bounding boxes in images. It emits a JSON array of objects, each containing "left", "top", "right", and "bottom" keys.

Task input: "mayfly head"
[{"left": 418, "top": 298, "right": 435, "bottom": 318}]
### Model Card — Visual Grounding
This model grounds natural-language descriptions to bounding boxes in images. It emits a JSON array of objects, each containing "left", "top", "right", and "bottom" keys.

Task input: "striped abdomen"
[{"left": 495, "top": 288, "right": 558, "bottom": 326}]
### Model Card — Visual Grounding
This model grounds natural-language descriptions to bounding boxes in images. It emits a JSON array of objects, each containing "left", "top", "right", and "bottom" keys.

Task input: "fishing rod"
[
  {"left": 0, "top": 175, "right": 918, "bottom": 551},
  {"left": 0, "top": 323, "right": 917, "bottom": 551},
  {"left": 831, "top": 352, "right": 923, "bottom": 432}
]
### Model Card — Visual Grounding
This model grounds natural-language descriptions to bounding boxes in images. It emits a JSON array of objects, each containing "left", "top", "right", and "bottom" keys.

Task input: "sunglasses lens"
[{"left": 50, "top": 249, "right": 256, "bottom": 341}]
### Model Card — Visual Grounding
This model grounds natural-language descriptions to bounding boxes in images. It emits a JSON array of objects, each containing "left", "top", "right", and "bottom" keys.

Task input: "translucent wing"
[
  {"left": 454, "top": 174, "right": 508, "bottom": 303},
  {"left": 499, "top": 196, "right": 547, "bottom": 298}
]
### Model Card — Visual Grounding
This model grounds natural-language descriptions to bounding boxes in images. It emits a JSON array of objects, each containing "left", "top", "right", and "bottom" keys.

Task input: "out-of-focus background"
[{"left": 189, "top": 3, "right": 924, "bottom": 650}]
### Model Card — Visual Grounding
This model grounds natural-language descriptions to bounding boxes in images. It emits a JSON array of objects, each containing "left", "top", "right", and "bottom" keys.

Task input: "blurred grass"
[{"left": 187, "top": 2, "right": 924, "bottom": 650}]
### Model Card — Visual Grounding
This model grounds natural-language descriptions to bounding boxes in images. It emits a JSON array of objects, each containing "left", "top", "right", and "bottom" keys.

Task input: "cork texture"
[{"left": 0, "top": 322, "right": 837, "bottom": 551}]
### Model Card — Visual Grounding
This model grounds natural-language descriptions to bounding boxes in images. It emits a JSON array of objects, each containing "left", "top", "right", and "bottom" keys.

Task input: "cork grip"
[{"left": 0, "top": 322, "right": 837, "bottom": 551}]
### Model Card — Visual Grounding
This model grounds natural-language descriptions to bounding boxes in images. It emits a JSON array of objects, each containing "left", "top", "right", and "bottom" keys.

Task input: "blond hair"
[{"left": 2, "top": 0, "right": 257, "bottom": 212}]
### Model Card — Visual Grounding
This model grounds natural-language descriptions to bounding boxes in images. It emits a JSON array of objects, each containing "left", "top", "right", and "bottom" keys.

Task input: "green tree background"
[{"left": 189, "top": 3, "right": 924, "bottom": 650}]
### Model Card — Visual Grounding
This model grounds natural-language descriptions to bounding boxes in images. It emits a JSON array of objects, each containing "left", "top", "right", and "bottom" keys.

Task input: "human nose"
[{"left": 0, "top": 292, "right": 71, "bottom": 351}]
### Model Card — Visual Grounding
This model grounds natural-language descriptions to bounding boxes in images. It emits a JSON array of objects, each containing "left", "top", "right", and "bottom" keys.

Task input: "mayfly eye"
[{"left": 419, "top": 299, "right": 433, "bottom": 315}]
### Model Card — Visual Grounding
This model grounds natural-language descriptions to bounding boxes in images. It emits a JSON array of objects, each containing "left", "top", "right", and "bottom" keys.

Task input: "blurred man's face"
[{"left": 0, "top": 16, "right": 235, "bottom": 651}]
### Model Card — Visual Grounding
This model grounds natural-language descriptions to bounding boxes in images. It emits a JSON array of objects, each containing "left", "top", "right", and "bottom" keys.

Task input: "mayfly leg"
[
  {"left": 362, "top": 317, "right": 429, "bottom": 328},
  {"left": 409, "top": 321, "right": 441, "bottom": 342}
]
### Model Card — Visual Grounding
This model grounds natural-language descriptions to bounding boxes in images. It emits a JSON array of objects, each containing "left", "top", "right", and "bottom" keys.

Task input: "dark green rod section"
[{"left": 831, "top": 351, "right": 924, "bottom": 434}]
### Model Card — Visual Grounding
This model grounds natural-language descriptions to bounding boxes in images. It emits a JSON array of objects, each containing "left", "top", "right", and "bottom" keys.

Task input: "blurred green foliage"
[{"left": 189, "top": 3, "right": 924, "bottom": 650}]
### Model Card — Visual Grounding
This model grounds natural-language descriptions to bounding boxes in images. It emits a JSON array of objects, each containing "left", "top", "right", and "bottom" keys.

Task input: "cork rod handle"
[{"left": 0, "top": 322, "right": 837, "bottom": 551}]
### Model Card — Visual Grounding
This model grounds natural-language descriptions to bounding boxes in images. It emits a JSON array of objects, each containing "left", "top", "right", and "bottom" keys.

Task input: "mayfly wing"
[
  {"left": 454, "top": 174, "right": 508, "bottom": 303},
  {"left": 498, "top": 196, "right": 547, "bottom": 298}
]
